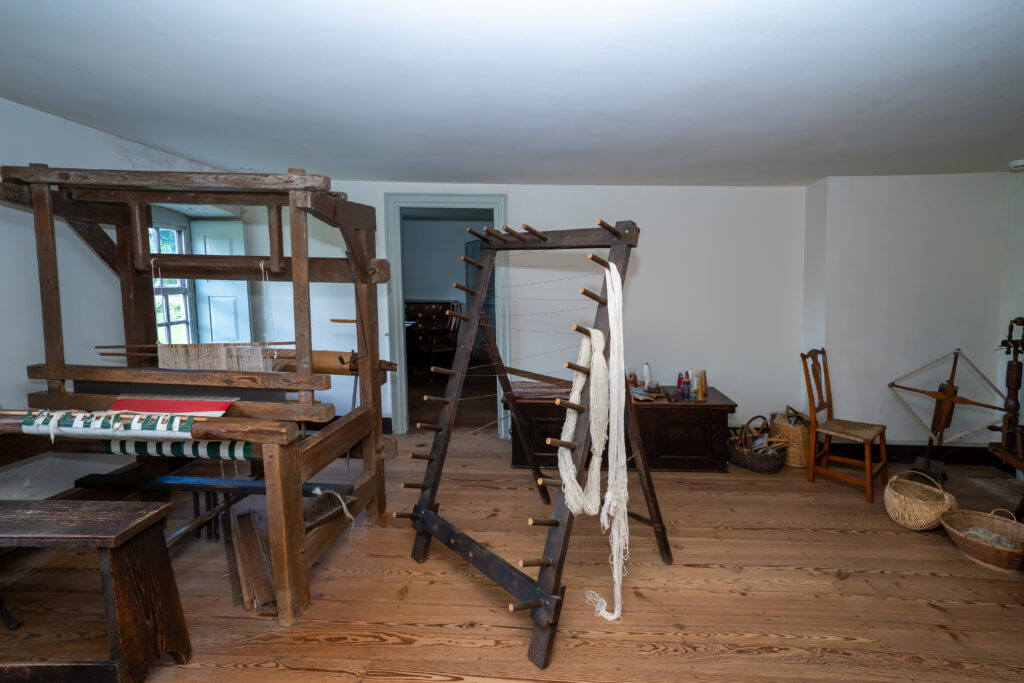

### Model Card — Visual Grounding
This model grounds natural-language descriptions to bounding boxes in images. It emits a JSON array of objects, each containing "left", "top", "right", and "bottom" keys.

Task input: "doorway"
[{"left": 384, "top": 194, "right": 509, "bottom": 434}]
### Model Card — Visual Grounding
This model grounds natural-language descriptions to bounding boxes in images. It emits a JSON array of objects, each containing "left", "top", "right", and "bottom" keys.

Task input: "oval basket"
[
  {"left": 770, "top": 406, "right": 810, "bottom": 468},
  {"left": 940, "top": 508, "right": 1024, "bottom": 573},
  {"left": 883, "top": 470, "right": 957, "bottom": 531},
  {"left": 729, "top": 415, "right": 788, "bottom": 475}
]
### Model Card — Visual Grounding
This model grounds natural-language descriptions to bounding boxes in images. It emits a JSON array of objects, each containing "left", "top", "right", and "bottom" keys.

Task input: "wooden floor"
[{"left": 2, "top": 432, "right": 1024, "bottom": 681}]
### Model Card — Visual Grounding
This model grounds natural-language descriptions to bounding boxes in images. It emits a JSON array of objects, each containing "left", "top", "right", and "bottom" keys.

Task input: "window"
[{"left": 150, "top": 226, "right": 197, "bottom": 344}]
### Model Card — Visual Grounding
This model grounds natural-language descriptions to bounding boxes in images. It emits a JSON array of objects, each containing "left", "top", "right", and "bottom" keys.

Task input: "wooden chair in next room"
[{"left": 801, "top": 348, "right": 890, "bottom": 502}]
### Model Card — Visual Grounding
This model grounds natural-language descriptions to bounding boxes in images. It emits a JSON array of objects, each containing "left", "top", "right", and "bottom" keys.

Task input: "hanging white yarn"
[
  {"left": 556, "top": 329, "right": 608, "bottom": 517},
  {"left": 555, "top": 262, "right": 629, "bottom": 622},
  {"left": 586, "top": 261, "right": 628, "bottom": 621}
]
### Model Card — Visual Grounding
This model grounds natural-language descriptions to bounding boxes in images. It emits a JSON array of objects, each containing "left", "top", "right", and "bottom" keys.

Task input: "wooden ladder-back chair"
[{"left": 801, "top": 348, "right": 890, "bottom": 502}]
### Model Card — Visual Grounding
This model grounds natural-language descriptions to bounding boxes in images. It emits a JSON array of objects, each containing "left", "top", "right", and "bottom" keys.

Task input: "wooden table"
[
  {"left": 0, "top": 500, "right": 191, "bottom": 682},
  {"left": 509, "top": 386, "right": 737, "bottom": 471}
]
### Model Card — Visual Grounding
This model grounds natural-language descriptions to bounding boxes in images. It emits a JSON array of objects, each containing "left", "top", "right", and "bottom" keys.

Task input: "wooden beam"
[
  {"left": 490, "top": 225, "right": 639, "bottom": 251},
  {"left": 115, "top": 224, "right": 158, "bottom": 367},
  {"left": 27, "top": 363, "right": 331, "bottom": 391},
  {"left": 2, "top": 166, "right": 331, "bottom": 192},
  {"left": 289, "top": 191, "right": 314, "bottom": 405},
  {"left": 268, "top": 205, "right": 285, "bottom": 273},
  {"left": 71, "top": 188, "right": 298, "bottom": 206},
  {"left": 299, "top": 405, "right": 372, "bottom": 481},
  {"left": 505, "top": 366, "right": 573, "bottom": 389},
  {"left": 64, "top": 218, "right": 122, "bottom": 277},
  {"left": 27, "top": 391, "right": 336, "bottom": 423},
  {"left": 131, "top": 254, "right": 389, "bottom": 283},
  {"left": 30, "top": 181, "right": 65, "bottom": 393},
  {"left": 0, "top": 181, "right": 130, "bottom": 224}
]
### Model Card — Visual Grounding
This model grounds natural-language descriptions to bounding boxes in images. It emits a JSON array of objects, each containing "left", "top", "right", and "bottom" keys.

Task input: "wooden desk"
[{"left": 509, "top": 386, "right": 737, "bottom": 471}]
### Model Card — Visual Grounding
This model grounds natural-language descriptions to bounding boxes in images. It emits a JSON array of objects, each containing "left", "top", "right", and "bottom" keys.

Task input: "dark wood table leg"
[{"left": 99, "top": 521, "right": 191, "bottom": 682}]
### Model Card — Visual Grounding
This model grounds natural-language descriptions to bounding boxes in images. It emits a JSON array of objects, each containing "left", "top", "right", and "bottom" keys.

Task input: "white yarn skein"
[{"left": 586, "top": 262, "right": 629, "bottom": 622}]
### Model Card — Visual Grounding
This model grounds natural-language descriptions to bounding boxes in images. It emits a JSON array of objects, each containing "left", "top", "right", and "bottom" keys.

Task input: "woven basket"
[
  {"left": 940, "top": 508, "right": 1024, "bottom": 573},
  {"left": 770, "top": 406, "right": 810, "bottom": 468},
  {"left": 883, "top": 471, "right": 957, "bottom": 531},
  {"left": 729, "top": 415, "right": 788, "bottom": 474}
]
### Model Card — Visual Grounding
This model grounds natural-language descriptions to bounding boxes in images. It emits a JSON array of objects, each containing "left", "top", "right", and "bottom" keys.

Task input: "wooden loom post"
[
  {"left": 352, "top": 215, "right": 387, "bottom": 520},
  {"left": 29, "top": 175, "right": 66, "bottom": 393},
  {"left": 288, "top": 188, "right": 314, "bottom": 405},
  {"left": 116, "top": 220, "right": 158, "bottom": 367},
  {"left": 262, "top": 440, "right": 308, "bottom": 625}
]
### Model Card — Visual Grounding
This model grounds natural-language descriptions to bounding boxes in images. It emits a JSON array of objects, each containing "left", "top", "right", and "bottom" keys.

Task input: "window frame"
[{"left": 150, "top": 221, "right": 199, "bottom": 345}]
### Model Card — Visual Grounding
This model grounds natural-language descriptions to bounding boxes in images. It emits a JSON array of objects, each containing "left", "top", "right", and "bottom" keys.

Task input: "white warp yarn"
[{"left": 556, "top": 262, "right": 629, "bottom": 622}]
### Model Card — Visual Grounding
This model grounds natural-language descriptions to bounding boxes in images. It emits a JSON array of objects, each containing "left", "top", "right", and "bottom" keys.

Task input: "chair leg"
[
  {"left": 822, "top": 435, "right": 832, "bottom": 468},
  {"left": 807, "top": 433, "right": 816, "bottom": 482},
  {"left": 864, "top": 440, "right": 873, "bottom": 503},
  {"left": 879, "top": 431, "right": 890, "bottom": 484}
]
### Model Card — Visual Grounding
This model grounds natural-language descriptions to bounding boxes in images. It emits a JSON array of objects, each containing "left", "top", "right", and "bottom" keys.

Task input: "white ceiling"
[{"left": 1, "top": 0, "right": 1022, "bottom": 186}]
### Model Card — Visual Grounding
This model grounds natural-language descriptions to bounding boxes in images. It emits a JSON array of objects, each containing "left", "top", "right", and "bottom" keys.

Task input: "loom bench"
[{"left": 0, "top": 500, "right": 191, "bottom": 682}]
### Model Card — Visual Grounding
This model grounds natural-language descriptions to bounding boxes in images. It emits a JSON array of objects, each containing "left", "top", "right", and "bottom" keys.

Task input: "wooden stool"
[
  {"left": 0, "top": 500, "right": 191, "bottom": 681},
  {"left": 801, "top": 349, "right": 890, "bottom": 502}
]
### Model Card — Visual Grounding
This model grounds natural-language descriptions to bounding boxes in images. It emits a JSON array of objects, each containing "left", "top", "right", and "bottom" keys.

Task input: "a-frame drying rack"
[{"left": 395, "top": 220, "right": 672, "bottom": 669}]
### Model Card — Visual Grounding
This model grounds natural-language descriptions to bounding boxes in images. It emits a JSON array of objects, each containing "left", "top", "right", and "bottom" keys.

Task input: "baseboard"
[{"left": 830, "top": 443, "right": 1015, "bottom": 473}]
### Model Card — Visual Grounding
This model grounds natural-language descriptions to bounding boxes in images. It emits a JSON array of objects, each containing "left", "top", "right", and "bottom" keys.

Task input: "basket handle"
[
  {"left": 891, "top": 469, "right": 945, "bottom": 492},
  {"left": 740, "top": 415, "right": 769, "bottom": 448},
  {"left": 990, "top": 508, "right": 1018, "bottom": 521}
]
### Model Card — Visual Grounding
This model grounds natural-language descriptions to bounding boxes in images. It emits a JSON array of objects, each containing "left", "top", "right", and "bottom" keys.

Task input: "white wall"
[
  {"left": 802, "top": 178, "right": 828, "bottom": 351},
  {"left": 0, "top": 98, "right": 216, "bottom": 410},
  {"left": 401, "top": 219, "right": 487, "bottom": 302},
  {"left": 287, "top": 181, "right": 807, "bottom": 426},
  {"left": 820, "top": 173, "right": 1013, "bottom": 443}
]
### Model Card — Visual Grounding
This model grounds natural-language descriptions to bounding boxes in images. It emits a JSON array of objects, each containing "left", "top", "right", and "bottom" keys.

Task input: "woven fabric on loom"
[{"left": 103, "top": 439, "right": 255, "bottom": 460}]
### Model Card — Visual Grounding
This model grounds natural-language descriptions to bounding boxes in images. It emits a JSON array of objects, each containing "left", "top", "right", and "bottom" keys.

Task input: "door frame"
[{"left": 384, "top": 193, "right": 509, "bottom": 435}]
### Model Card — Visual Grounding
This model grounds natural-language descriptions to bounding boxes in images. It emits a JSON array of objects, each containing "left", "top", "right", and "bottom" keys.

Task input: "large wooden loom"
[
  {"left": 395, "top": 220, "right": 673, "bottom": 668},
  {"left": 0, "top": 164, "right": 389, "bottom": 625}
]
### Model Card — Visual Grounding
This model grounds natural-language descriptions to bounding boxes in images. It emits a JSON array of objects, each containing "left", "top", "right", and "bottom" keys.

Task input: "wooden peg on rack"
[
  {"left": 528, "top": 517, "right": 560, "bottom": 527},
  {"left": 545, "top": 438, "right": 577, "bottom": 450},
  {"left": 330, "top": 318, "right": 357, "bottom": 323},
  {"left": 518, "top": 558, "right": 552, "bottom": 568},
  {"left": 452, "top": 282, "right": 478, "bottom": 295},
  {"left": 467, "top": 227, "right": 489, "bottom": 241},
  {"left": 521, "top": 224, "right": 549, "bottom": 241},
  {"left": 502, "top": 225, "right": 528, "bottom": 241},
  {"left": 461, "top": 255, "right": 484, "bottom": 268},
  {"left": 597, "top": 219, "right": 623, "bottom": 238},
  {"left": 442, "top": 309, "right": 468, "bottom": 323},
  {"left": 409, "top": 452, "right": 435, "bottom": 461},
  {"left": 430, "top": 366, "right": 457, "bottom": 376},
  {"left": 509, "top": 599, "right": 544, "bottom": 612},
  {"left": 587, "top": 252, "right": 611, "bottom": 269},
  {"left": 555, "top": 398, "right": 585, "bottom": 413},
  {"left": 402, "top": 482, "right": 429, "bottom": 490},
  {"left": 537, "top": 476, "right": 564, "bottom": 487},
  {"left": 423, "top": 395, "right": 450, "bottom": 404},
  {"left": 483, "top": 226, "right": 509, "bottom": 242},
  {"left": 571, "top": 324, "right": 591, "bottom": 337},
  {"left": 565, "top": 361, "right": 590, "bottom": 375},
  {"left": 579, "top": 288, "right": 607, "bottom": 306},
  {"left": 393, "top": 511, "right": 420, "bottom": 520},
  {"left": 416, "top": 422, "right": 443, "bottom": 432}
]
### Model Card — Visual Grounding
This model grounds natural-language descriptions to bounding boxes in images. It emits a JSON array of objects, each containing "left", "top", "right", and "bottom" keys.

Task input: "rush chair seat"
[{"left": 801, "top": 348, "right": 889, "bottom": 502}]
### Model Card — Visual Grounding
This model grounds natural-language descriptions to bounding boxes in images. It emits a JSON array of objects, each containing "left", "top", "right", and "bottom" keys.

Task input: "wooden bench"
[{"left": 0, "top": 500, "right": 191, "bottom": 682}]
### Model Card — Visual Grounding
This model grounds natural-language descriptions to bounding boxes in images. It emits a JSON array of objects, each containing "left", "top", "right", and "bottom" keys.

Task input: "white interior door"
[{"left": 191, "top": 219, "right": 252, "bottom": 343}]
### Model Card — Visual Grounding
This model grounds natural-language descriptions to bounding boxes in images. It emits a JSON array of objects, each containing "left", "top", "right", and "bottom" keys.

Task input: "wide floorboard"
[{"left": 1, "top": 431, "right": 1023, "bottom": 681}]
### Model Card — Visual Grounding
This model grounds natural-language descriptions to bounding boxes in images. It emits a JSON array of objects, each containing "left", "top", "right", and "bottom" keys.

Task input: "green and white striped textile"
[
  {"left": 21, "top": 410, "right": 194, "bottom": 440},
  {"left": 102, "top": 439, "right": 255, "bottom": 461}
]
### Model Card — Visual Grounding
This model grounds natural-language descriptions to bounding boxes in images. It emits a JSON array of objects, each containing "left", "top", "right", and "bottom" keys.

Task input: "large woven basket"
[
  {"left": 729, "top": 415, "right": 788, "bottom": 474},
  {"left": 883, "top": 471, "right": 957, "bottom": 531},
  {"left": 940, "top": 508, "right": 1024, "bottom": 572},
  {"left": 770, "top": 407, "right": 810, "bottom": 468}
]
